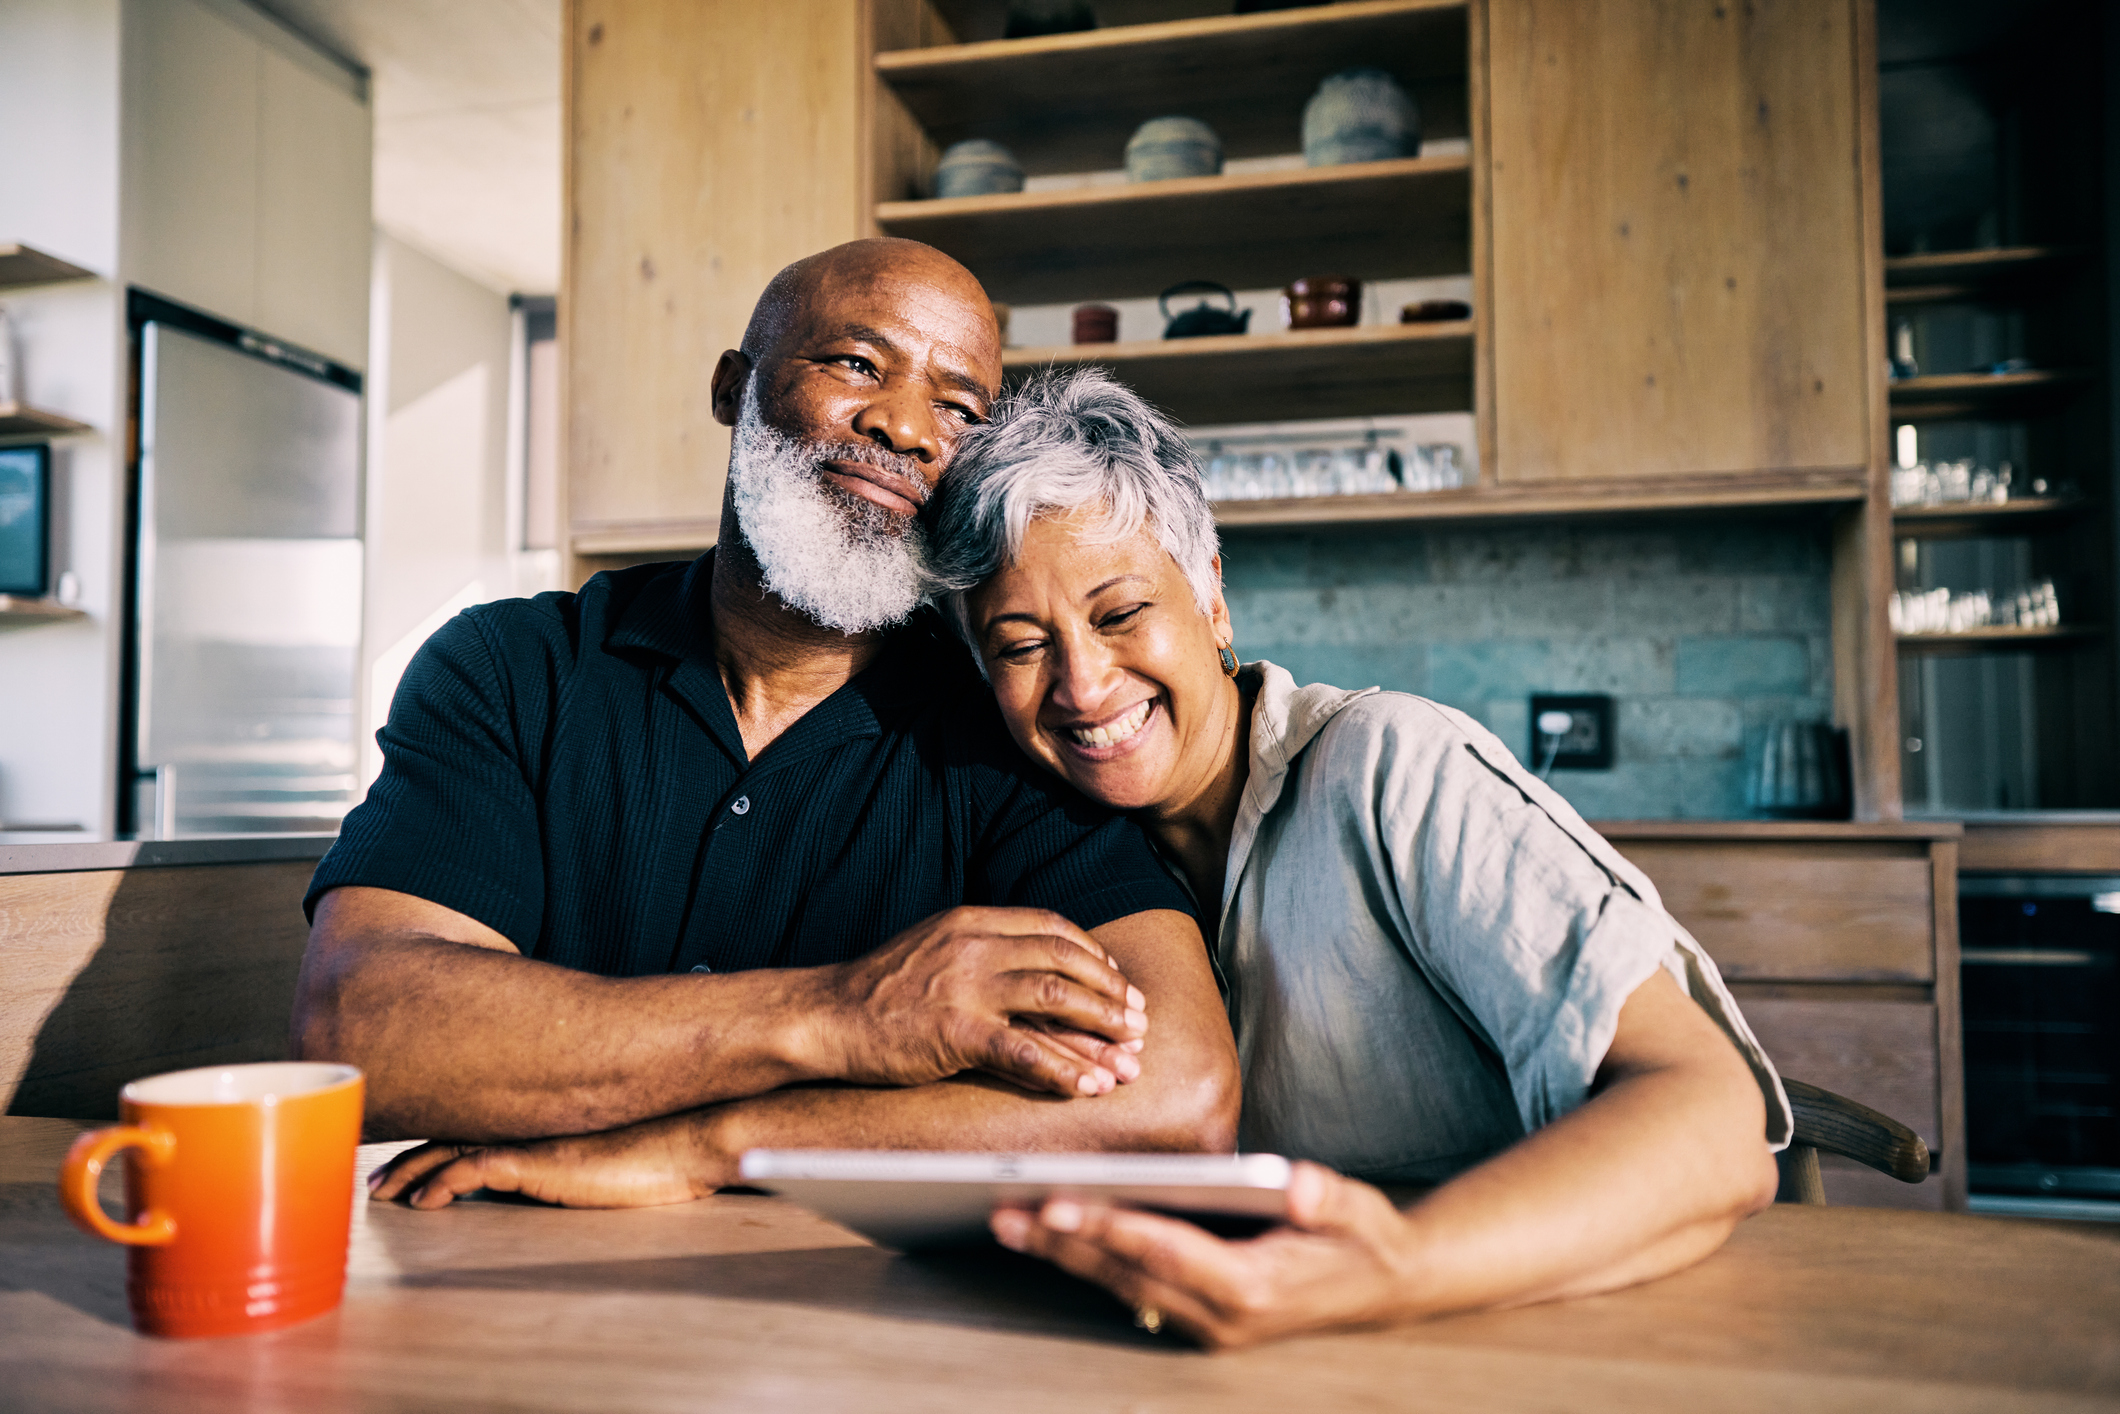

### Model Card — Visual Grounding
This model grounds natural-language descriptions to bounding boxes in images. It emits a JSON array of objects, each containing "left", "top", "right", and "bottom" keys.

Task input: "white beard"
[{"left": 726, "top": 392, "right": 930, "bottom": 634}]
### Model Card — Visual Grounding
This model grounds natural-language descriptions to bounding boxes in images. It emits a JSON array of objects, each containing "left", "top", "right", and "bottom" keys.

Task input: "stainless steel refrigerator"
[{"left": 127, "top": 299, "right": 363, "bottom": 836}]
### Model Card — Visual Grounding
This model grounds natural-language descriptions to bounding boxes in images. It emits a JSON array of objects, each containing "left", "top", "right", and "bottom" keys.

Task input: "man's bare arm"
[
  {"left": 294, "top": 886, "right": 1152, "bottom": 1141},
  {"left": 367, "top": 909, "right": 1240, "bottom": 1207}
]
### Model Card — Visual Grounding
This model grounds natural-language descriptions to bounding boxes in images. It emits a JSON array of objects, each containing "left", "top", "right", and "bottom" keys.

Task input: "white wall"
[
  {"left": 0, "top": 0, "right": 371, "bottom": 833},
  {"left": 360, "top": 233, "right": 552, "bottom": 787},
  {"left": 0, "top": 0, "right": 125, "bottom": 832}
]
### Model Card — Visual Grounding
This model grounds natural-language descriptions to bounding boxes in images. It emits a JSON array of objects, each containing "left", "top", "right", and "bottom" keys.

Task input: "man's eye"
[
  {"left": 831, "top": 355, "right": 877, "bottom": 376},
  {"left": 941, "top": 402, "right": 983, "bottom": 425}
]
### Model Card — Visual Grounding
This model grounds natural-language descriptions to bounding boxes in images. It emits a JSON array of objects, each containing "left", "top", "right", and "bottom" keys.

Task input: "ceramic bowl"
[
  {"left": 932, "top": 139, "right": 1024, "bottom": 200},
  {"left": 1125, "top": 117, "right": 1223, "bottom": 183},
  {"left": 1303, "top": 68, "right": 1420, "bottom": 167}
]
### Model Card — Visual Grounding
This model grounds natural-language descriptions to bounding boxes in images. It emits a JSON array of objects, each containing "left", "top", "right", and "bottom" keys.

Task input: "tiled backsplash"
[{"left": 1220, "top": 515, "right": 1836, "bottom": 820}]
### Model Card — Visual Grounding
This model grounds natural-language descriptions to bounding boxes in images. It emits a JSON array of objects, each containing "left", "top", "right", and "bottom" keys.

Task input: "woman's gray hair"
[{"left": 925, "top": 366, "right": 1220, "bottom": 664}]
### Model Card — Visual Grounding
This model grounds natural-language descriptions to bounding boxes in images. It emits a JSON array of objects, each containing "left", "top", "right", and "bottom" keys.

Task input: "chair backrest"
[{"left": 1776, "top": 1076, "right": 1931, "bottom": 1205}]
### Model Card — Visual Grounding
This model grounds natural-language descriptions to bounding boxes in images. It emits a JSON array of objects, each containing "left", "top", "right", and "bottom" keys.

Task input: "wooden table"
[{"left": 4, "top": 1118, "right": 2116, "bottom": 1412}]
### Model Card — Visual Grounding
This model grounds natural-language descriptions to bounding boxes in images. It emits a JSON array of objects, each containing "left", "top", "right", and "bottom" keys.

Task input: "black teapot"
[{"left": 1160, "top": 281, "right": 1252, "bottom": 339}]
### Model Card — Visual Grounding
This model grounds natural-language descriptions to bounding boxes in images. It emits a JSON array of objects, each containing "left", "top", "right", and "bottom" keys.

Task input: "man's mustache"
[{"left": 803, "top": 437, "right": 930, "bottom": 505}]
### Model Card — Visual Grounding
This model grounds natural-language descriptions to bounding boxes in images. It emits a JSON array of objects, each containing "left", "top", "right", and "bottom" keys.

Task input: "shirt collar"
[{"left": 1221, "top": 661, "right": 1377, "bottom": 917}]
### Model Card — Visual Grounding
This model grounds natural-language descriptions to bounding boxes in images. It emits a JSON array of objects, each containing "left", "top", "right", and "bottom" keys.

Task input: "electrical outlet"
[{"left": 1528, "top": 693, "right": 1614, "bottom": 771}]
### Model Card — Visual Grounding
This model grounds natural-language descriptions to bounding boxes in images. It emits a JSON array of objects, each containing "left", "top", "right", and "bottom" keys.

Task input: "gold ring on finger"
[{"left": 1133, "top": 1303, "right": 1165, "bottom": 1335}]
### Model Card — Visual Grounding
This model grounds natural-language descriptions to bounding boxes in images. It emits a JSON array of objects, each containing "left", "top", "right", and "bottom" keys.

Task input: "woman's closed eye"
[
  {"left": 993, "top": 635, "right": 1047, "bottom": 664},
  {"left": 1097, "top": 602, "right": 1151, "bottom": 632}
]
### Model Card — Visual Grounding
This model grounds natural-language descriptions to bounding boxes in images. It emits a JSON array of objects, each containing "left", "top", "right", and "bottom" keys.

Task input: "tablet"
[{"left": 737, "top": 1149, "right": 1295, "bottom": 1250}]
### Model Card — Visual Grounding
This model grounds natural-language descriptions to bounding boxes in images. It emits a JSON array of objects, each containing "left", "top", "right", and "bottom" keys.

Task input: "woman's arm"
[{"left": 991, "top": 967, "right": 1781, "bottom": 1350}]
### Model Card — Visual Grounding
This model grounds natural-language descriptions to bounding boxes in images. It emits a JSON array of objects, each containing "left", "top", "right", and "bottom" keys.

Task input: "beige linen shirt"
[{"left": 1216, "top": 662, "right": 1792, "bottom": 1183}]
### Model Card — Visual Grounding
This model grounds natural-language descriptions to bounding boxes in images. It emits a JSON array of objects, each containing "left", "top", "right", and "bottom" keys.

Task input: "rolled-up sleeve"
[{"left": 1360, "top": 701, "right": 1790, "bottom": 1146}]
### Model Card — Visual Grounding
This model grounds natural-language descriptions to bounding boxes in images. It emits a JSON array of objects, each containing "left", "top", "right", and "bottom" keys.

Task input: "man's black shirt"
[{"left": 305, "top": 554, "right": 1192, "bottom": 977}]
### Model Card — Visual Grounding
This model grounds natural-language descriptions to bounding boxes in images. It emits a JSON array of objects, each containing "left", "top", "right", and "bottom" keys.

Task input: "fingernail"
[
  {"left": 991, "top": 1211, "right": 1030, "bottom": 1250},
  {"left": 1127, "top": 986, "right": 1146, "bottom": 1011},
  {"left": 1122, "top": 1038, "right": 1145, "bottom": 1053},
  {"left": 1113, "top": 1052, "right": 1140, "bottom": 1081},
  {"left": 1124, "top": 1008, "right": 1147, "bottom": 1033},
  {"left": 1077, "top": 1072, "right": 1101, "bottom": 1095},
  {"left": 366, "top": 1169, "right": 384, "bottom": 1191},
  {"left": 1043, "top": 1201, "right": 1084, "bottom": 1232}
]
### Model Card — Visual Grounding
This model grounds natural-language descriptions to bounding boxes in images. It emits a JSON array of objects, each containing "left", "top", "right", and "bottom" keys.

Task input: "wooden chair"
[{"left": 1775, "top": 1077, "right": 1932, "bottom": 1204}]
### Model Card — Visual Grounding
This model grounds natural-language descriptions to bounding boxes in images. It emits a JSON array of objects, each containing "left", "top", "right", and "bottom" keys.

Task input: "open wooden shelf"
[
  {"left": 877, "top": 154, "right": 1470, "bottom": 305},
  {"left": 878, "top": 0, "right": 1468, "bottom": 178},
  {"left": 1891, "top": 496, "right": 2088, "bottom": 538},
  {"left": 0, "top": 243, "right": 95, "bottom": 292},
  {"left": 0, "top": 594, "right": 86, "bottom": 627},
  {"left": 1895, "top": 625, "right": 2101, "bottom": 655},
  {"left": 1883, "top": 246, "right": 2083, "bottom": 284},
  {"left": 1886, "top": 369, "right": 2093, "bottom": 422},
  {"left": 0, "top": 402, "right": 92, "bottom": 439},
  {"left": 1211, "top": 467, "right": 1868, "bottom": 531},
  {"left": 1004, "top": 320, "right": 1472, "bottom": 425}
]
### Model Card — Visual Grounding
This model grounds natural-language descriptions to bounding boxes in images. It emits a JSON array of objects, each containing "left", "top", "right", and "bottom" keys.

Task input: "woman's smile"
[{"left": 1057, "top": 696, "right": 1160, "bottom": 757}]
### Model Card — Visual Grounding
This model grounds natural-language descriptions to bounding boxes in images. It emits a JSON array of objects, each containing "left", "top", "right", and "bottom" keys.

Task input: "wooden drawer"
[
  {"left": 1738, "top": 994, "right": 1943, "bottom": 1211},
  {"left": 1618, "top": 841, "right": 1935, "bottom": 983}
]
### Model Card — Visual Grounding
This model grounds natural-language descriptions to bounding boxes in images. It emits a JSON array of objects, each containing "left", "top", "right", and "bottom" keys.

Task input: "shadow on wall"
[{"left": 2, "top": 862, "right": 315, "bottom": 1120}]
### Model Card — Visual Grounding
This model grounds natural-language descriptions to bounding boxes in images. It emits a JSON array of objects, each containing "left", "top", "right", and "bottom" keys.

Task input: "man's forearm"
[{"left": 296, "top": 929, "right": 832, "bottom": 1142}]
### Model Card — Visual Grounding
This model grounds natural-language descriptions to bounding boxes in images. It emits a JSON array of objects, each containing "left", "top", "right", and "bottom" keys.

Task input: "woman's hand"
[{"left": 990, "top": 1162, "right": 1421, "bottom": 1351}]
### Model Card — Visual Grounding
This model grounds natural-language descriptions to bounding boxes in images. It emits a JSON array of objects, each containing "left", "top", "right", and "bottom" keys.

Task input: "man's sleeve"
[
  {"left": 965, "top": 753, "right": 1196, "bottom": 932},
  {"left": 303, "top": 608, "right": 547, "bottom": 946}
]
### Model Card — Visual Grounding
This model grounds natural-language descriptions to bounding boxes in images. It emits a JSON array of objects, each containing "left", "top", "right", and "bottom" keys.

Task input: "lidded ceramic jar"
[
  {"left": 932, "top": 139, "right": 1024, "bottom": 199},
  {"left": 1125, "top": 117, "right": 1223, "bottom": 182},
  {"left": 1302, "top": 68, "right": 1420, "bottom": 166}
]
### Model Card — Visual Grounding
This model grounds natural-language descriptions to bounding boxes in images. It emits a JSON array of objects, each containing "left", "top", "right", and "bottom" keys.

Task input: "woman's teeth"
[{"left": 1070, "top": 700, "right": 1152, "bottom": 748}]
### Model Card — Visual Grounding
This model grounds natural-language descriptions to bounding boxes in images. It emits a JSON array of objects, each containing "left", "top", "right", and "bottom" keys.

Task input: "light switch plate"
[{"left": 1529, "top": 693, "right": 1614, "bottom": 771}]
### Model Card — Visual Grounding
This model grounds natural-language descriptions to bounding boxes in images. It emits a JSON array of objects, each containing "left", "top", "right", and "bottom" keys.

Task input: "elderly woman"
[{"left": 925, "top": 369, "right": 1790, "bottom": 1350}]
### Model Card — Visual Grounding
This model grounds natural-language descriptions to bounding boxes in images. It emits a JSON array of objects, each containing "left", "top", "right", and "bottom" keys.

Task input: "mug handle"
[{"left": 60, "top": 1125, "right": 178, "bottom": 1246}]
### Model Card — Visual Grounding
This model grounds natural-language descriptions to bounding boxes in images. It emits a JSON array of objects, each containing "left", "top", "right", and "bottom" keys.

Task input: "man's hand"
[
  {"left": 811, "top": 906, "right": 1150, "bottom": 1099},
  {"left": 368, "top": 1112, "right": 722, "bottom": 1210},
  {"left": 989, "top": 1162, "right": 1419, "bottom": 1351}
]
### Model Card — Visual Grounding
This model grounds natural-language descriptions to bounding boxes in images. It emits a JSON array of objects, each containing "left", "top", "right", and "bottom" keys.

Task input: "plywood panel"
[
  {"left": 0, "top": 862, "right": 314, "bottom": 1120},
  {"left": 565, "top": 0, "right": 867, "bottom": 543},
  {"left": 1738, "top": 995, "right": 1942, "bottom": 1211},
  {"left": 1486, "top": 0, "right": 1870, "bottom": 481},
  {"left": 1618, "top": 841, "right": 1935, "bottom": 982}
]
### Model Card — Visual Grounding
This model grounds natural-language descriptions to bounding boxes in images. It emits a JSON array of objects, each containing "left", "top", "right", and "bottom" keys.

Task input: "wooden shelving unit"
[
  {"left": 1891, "top": 497, "right": 2087, "bottom": 538},
  {"left": 1896, "top": 625, "right": 2101, "bottom": 655},
  {"left": 876, "top": 0, "right": 1468, "bottom": 177},
  {"left": 0, "top": 402, "right": 92, "bottom": 439},
  {"left": 0, "top": 594, "right": 85, "bottom": 627},
  {"left": 0, "top": 243, "right": 95, "bottom": 292},
  {"left": 877, "top": 154, "right": 1470, "bottom": 306},
  {"left": 1004, "top": 320, "right": 1471, "bottom": 425}
]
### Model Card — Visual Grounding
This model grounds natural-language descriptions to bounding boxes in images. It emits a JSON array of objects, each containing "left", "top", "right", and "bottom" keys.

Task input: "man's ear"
[{"left": 710, "top": 350, "right": 752, "bottom": 428}]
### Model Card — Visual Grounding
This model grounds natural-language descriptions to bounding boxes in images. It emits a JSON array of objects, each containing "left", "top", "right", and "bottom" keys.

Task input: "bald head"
[{"left": 740, "top": 238, "right": 997, "bottom": 373}]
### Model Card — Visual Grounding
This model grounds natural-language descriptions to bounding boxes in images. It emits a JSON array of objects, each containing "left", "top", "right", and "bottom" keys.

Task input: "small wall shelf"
[
  {"left": 1005, "top": 320, "right": 1471, "bottom": 425},
  {"left": 1210, "top": 467, "right": 1867, "bottom": 532},
  {"left": 0, "top": 402, "right": 93, "bottom": 439},
  {"left": 0, "top": 595, "right": 86, "bottom": 627},
  {"left": 879, "top": 0, "right": 1469, "bottom": 177},
  {"left": 1887, "top": 369, "right": 2092, "bottom": 422},
  {"left": 876, "top": 154, "right": 1471, "bottom": 305},
  {"left": 1895, "top": 625, "right": 2101, "bottom": 655},
  {"left": 1891, "top": 496, "right": 2087, "bottom": 538},
  {"left": 0, "top": 243, "right": 96, "bottom": 292}
]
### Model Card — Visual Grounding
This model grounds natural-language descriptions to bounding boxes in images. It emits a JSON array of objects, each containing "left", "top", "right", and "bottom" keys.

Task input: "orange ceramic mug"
[{"left": 59, "top": 1061, "right": 364, "bottom": 1338}]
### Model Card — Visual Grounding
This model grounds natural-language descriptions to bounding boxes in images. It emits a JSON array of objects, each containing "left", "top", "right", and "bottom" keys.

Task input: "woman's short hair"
[{"left": 924, "top": 366, "right": 1220, "bottom": 663}]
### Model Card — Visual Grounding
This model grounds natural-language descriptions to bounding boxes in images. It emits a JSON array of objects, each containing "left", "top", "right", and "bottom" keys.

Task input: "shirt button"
[{"left": 730, "top": 796, "right": 751, "bottom": 816}]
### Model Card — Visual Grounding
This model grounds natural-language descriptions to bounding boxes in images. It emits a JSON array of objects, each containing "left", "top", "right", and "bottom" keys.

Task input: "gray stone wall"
[{"left": 1219, "top": 515, "right": 1835, "bottom": 820}]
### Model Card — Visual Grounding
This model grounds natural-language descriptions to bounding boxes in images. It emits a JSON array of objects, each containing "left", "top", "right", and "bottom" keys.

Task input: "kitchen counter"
[{"left": 0, "top": 833, "right": 335, "bottom": 876}]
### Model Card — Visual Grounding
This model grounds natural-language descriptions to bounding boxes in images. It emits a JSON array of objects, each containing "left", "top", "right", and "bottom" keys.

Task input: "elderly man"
[{"left": 295, "top": 238, "right": 1237, "bottom": 1208}]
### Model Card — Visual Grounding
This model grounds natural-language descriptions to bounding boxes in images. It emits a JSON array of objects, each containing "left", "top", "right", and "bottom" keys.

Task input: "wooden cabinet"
[
  {"left": 1484, "top": 0, "right": 1878, "bottom": 484},
  {"left": 1605, "top": 821, "right": 1964, "bottom": 1211},
  {"left": 564, "top": 0, "right": 869, "bottom": 559}
]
